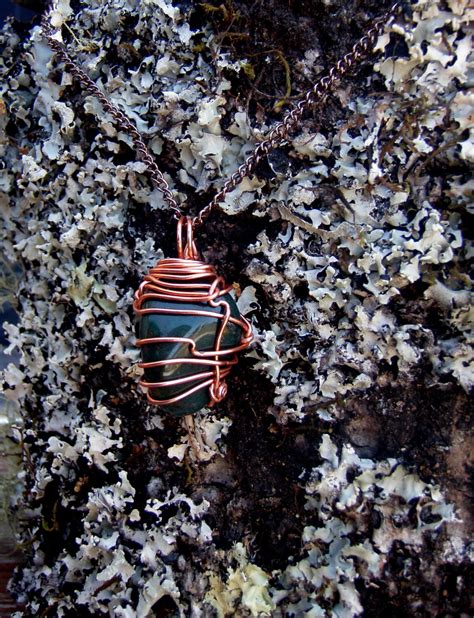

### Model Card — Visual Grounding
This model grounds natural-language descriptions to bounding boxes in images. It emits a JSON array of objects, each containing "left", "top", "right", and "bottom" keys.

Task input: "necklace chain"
[{"left": 41, "top": 2, "right": 400, "bottom": 227}]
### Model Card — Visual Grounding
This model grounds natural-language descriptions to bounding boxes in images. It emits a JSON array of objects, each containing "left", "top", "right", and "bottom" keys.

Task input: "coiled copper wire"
[{"left": 133, "top": 217, "right": 253, "bottom": 409}]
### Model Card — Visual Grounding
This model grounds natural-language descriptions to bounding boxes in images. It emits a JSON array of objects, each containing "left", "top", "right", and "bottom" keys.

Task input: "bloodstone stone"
[{"left": 137, "top": 295, "right": 243, "bottom": 416}]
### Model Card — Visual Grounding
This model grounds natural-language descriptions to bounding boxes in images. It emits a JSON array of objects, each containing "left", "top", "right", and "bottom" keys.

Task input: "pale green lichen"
[{"left": 207, "top": 544, "right": 276, "bottom": 617}]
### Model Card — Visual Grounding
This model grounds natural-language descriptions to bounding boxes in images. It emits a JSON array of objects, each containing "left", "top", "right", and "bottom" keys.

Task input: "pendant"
[{"left": 133, "top": 217, "right": 253, "bottom": 416}]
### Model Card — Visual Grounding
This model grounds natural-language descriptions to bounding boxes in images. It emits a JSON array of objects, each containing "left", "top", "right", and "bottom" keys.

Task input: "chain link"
[
  {"left": 197, "top": 3, "right": 400, "bottom": 225},
  {"left": 41, "top": 6, "right": 182, "bottom": 219},
  {"left": 41, "top": 1, "right": 400, "bottom": 227}
]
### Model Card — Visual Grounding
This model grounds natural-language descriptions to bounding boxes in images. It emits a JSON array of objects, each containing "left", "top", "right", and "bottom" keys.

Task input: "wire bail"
[{"left": 176, "top": 216, "right": 199, "bottom": 260}]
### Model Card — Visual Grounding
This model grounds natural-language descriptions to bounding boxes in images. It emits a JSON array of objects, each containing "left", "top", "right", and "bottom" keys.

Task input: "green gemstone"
[{"left": 137, "top": 294, "right": 242, "bottom": 416}]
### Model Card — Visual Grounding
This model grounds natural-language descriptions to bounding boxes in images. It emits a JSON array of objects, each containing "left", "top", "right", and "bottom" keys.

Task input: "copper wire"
[{"left": 133, "top": 217, "right": 253, "bottom": 409}]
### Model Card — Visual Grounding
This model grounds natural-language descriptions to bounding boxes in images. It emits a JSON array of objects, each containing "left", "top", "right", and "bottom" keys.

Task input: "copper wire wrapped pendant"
[{"left": 133, "top": 217, "right": 253, "bottom": 416}]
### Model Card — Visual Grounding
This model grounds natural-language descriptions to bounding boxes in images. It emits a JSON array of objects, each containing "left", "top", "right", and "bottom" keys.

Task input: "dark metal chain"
[
  {"left": 41, "top": 5, "right": 181, "bottom": 219},
  {"left": 41, "top": 1, "right": 400, "bottom": 227}
]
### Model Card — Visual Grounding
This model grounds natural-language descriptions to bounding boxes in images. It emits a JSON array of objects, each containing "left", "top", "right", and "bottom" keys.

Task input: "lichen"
[{"left": 0, "top": 0, "right": 471, "bottom": 615}]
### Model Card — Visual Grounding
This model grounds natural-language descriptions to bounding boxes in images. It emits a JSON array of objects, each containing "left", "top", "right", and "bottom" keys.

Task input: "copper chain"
[{"left": 41, "top": 1, "right": 400, "bottom": 227}]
